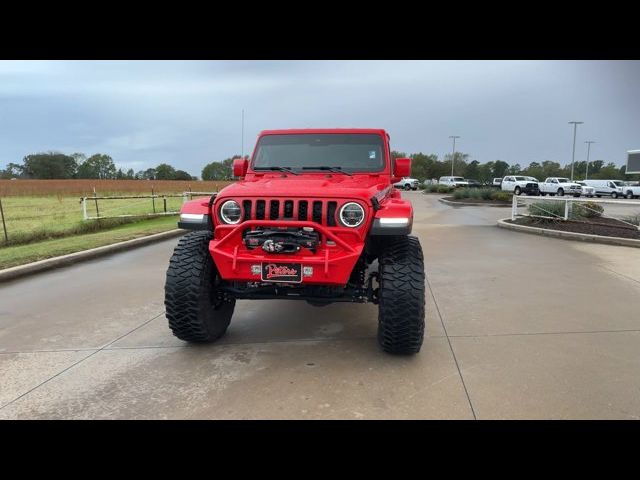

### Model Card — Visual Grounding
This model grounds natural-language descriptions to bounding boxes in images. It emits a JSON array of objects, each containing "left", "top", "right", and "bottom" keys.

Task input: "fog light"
[
  {"left": 251, "top": 264, "right": 261, "bottom": 275},
  {"left": 303, "top": 266, "right": 313, "bottom": 277}
]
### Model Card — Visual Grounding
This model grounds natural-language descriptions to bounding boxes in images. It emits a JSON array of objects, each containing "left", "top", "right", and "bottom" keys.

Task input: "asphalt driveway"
[{"left": 1, "top": 192, "right": 639, "bottom": 419}]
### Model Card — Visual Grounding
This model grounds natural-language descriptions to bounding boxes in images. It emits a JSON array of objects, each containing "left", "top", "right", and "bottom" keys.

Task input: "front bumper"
[{"left": 209, "top": 220, "right": 364, "bottom": 286}]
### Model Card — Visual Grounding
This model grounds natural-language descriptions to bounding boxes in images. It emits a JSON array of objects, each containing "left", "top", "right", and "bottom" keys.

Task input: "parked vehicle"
[
  {"left": 576, "top": 181, "right": 596, "bottom": 197},
  {"left": 621, "top": 183, "right": 640, "bottom": 199},
  {"left": 393, "top": 177, "right": 420, "bottom": 190},
  {"left": 439, "top": 176, "right": 468, "bottom": 188},
  {"left": 581, "top": 179, "right": 625, "bottom": 198},
  {"left": 501, "top": 175, "right": 540, "bottom": 195},
  {"left": 492, "top": 178, "right": 503, "bottom": 188},
  {"left": 465, "top": 179, "right": 482, "bottom": 188},
  {"left": 168, "top": 128, "right": 425, "bottom": 354},
  {"left": 538, "top": 177, "right": 582, "bottom": 197}
]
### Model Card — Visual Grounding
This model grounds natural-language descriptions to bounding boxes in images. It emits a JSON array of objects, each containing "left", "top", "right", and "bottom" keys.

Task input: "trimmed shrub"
[
  {"left": 527, "top": 201, "right": 565, "bottom": 218},
  {"left": 527, "top": 200, "right": 604, "bottom": 220},
  {"left": 437, "top": 185, "right": 454, "bottom": 193},
  {"left": 480, "top": 188, "right": 494, "bottom": 200},
  {"left": 453, "top": 187, "right": 498, "bottom": 200},
  {"left": 574, "top": 201, "right": 604, "bottom": 218},
  {"left": 490, "top": 191, "right": 513, "bottom": 202}
]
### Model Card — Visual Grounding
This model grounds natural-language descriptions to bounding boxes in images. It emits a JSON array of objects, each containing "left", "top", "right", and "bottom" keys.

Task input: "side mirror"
[
  {"left": 233, "top": 157, "right": 248, "bottom": 178},
  {"left": 392, "top": 157, "right": 411, "bottom": 182}
]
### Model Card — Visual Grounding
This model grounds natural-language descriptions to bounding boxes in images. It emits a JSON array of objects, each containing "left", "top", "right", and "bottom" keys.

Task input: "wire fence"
[
  {"left": 0, "top": 190, "right": 215, "bottom": 246},
  {"left": 511, "top": 195, "right": 640, "bottom": 230}
]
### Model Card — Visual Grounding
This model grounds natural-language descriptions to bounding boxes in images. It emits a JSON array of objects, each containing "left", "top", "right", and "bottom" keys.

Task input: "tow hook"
[{"left": 366, "top": 271, "right": 379, "bottom": 304}]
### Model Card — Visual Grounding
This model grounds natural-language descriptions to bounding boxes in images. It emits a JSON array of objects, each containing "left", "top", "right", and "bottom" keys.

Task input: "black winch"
[{"left": 243, "top": 227, "right": 320, "bottom": 254}]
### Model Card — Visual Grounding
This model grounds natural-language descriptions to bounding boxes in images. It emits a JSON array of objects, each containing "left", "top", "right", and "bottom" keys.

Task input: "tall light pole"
[
  {"left": 584, "top": 140, "right": 595, "bottom": 180},
  {"left": 568, "top": 121, "right": 583, "bottom": 181},
  {"left": 449, "top": 136, "right": 460, "bottom": 176},
  {"left": 241, "top": 108, "right": 245, "bottom": 159}
]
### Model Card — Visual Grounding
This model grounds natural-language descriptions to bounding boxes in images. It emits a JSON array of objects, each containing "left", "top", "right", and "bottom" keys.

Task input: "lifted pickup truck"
[
  {"left": 166, "top": 129, "right": 426, "bottom": 354},
  {"left": 539, "top": 177, "right": 582, "bottom": 197}
]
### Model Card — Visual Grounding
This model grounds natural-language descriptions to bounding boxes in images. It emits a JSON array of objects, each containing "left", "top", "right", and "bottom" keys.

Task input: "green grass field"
[
  {"left": 0, "top": 194, "right": 205, "bottom": 246},
  {"left": 0, "top": 215, "right": 180, "bottom": 270},
  {"left": 0, "top": 192, "right": 216, "bottom": 270}
]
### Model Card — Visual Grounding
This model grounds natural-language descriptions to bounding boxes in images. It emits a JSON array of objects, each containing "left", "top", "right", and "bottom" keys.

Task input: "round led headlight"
[
  {"left": 339, "top": 202, "right": 365, "bottom": 228},
  {"left": 220, "top": 200, "right": 242, "bottom": 224}
]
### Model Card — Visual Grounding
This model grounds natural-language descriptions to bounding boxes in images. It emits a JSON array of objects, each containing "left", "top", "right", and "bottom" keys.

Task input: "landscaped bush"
[
  {"left": 527, "top": 200, "right": 604, "bottom": 220},
  {"left": 527, "top": 201, "right": 565, "bottom": 218},
  {"left": 574, "top": 201, "right": 604, "bottom": 218},
  {"left": 452, "top": 187, "right": 499, "bottom": 200},
  {"left": 437, "top": 185, "right": 454, "bottom": 193},
  {"left": 490, "top": 191, "right": 513, "bottom": 202},
  {"left": 622, "top": 214, "right": 640, "bottom": 226},
  {"left": 480, "top": 188, "right": 494, "bottom": 200}
]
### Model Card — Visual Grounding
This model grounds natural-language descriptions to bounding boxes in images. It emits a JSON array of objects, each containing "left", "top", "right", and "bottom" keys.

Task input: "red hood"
[{"left": 215, "top": 173, "right": 391, "bottom": 201}]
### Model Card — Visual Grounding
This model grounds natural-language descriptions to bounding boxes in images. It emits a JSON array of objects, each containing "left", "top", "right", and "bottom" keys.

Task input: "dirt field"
[{"left": 0, "top": 179, "right": 232, "bottom": 197}]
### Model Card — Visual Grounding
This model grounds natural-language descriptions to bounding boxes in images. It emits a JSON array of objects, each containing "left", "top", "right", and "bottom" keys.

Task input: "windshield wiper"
[
  {"left": 301, "top": 166, "right": 352, "bottom": 176},
  {"left": 254, "top": 166, "right": 298, "bottom": 175}
]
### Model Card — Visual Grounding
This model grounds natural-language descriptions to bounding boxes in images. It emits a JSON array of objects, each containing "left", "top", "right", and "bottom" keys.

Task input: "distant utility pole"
[
  {"left": 584, "top": 140, "right": 595, "bottom": 180},
  {"left": 449, "top": 136, "right": 460, "bottom": 176},
  {"left": 568, "top": 121, "right": 584, "bottom": 181},
  {"left": 241, "top": 109, "right": 245, "bottom": 159}
]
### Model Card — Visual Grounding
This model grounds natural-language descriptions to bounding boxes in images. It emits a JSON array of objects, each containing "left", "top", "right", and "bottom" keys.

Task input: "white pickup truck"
[
  {"left": 621, "top": 184, "right": 640, "bottom": 199},
  {"left": 393, "top": 177, "right": 420, "bottom": 190},
  {"left": 501, "top": 175, "right": 540, "bottom": 195},
  {"left": 539, "top": 177, "right": 582, "bottom": 197}
]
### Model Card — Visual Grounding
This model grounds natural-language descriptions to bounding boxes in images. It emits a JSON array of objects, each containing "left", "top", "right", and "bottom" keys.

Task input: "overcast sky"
[{"left": 1, "top": 60, "right": 638, "bottom": 177}]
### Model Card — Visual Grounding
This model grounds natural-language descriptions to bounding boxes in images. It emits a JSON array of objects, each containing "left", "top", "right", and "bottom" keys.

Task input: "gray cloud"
[{"left": 0, "top": 60, "right": 638, "bottom": 176}]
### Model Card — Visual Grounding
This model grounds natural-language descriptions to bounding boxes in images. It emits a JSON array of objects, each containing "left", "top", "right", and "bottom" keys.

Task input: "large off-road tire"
[
  {"left": 404, "top": 184, "right": 411, "bottom": 190},
  {"left": 557, "top": 188, "right": 564, "bottom": 196},
  {"left": 165, "top": 231, "right": 235, "bottom": 343},
  {"left": 377, "top": 236, "right": 425, "bottom": 354}
]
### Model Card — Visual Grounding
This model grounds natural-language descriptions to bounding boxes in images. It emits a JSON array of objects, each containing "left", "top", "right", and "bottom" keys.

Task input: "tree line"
[
  {"left": 393, "top": 151, "right": 639, "bottom": 182},
  {"left": 2, "top": 150, "right": 637, "bottom": 182},
  {"left": 0, "top": 152, "right": 195, "bottom": 181}
]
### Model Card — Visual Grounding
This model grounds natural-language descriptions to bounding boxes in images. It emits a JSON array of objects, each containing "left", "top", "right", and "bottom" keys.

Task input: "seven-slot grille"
[{"left": 238, "top": 199, "right": 339, "bottom": 226}]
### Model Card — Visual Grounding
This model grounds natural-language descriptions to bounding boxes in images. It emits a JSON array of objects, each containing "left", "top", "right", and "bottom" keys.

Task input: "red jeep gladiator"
[{"left": 165, "top": 129, "right": 425, "bottom": 354}]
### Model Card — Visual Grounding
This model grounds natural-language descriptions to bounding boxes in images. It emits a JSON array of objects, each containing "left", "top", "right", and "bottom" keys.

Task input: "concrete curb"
[
  {"left": 497, "top": 218, "right": 640, "bottom": 248},
  {"left": 439, "top": 198, "right": 511, "bottom": 208},
  {"left": 0, "top": 229, "right": 186, "bottom": 283}
]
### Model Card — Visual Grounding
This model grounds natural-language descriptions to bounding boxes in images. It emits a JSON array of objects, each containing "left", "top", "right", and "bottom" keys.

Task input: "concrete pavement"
[{"left": 1, "top": 192, "right": 639, "bottom": 419}]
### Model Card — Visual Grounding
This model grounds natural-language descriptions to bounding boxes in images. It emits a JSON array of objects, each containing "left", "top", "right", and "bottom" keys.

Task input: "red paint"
[{"left": 180, "top": 129, "right": 414, "bottom": 286}]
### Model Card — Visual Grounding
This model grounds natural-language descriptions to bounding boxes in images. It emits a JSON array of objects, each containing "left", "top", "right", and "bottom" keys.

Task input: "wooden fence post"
[
  {"left": 152, "top": 186, "right": 156, "bottom": 214},
  {"left": 0, "top": 197, "right": 8, "bottom": 244},
  {"left": 93, "top": 187, "right": 100, "bottom": 219}
]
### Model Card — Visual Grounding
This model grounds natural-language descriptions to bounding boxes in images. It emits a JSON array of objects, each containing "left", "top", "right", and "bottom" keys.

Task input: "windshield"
[
  {"left": 557, "top": 178, "right": 570, "bottom": 183},
  {"left": 514, "top": 176, "right": 527, "bottom": 181},
  {"left": 613, "top": 181, "right": 624, "bottom": 186},
  {"left": 252, "top": 134, "right": 385, "bottom": 172},
  {"left": 453, "top": 177, "right": 465, "bottom": 181}
]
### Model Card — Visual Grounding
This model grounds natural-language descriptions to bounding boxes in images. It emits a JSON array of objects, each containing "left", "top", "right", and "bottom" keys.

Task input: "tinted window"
[{"left": 253, "top": 134, "right": 385, "bottom": 172}]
